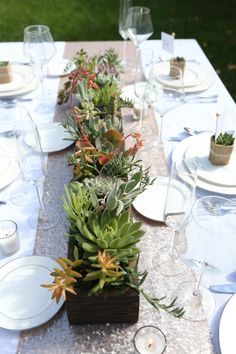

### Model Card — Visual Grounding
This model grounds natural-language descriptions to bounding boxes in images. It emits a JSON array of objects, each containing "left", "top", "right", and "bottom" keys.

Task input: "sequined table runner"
[{"left": 17, "top": 41, "right": 213, "bottom": 354}]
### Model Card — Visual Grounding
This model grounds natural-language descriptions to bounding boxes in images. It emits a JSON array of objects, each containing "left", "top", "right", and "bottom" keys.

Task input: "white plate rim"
[
  {"left": 0, "top": 76, "right": 40, "bottom": 98},
  {"left": 0, "top": 255, "right": 64, "bottom": 330},
  {"left": 153, "top": 62, "right": 208, "bottom": 88},
  {"left": 219, "top": 293, "right": 236, "bottom": 354},
  {"left": 121, "top": 74, "right": 214, "bottom": 102},
  {"left": 184, "top": 135, "right": 236, "bottom": 187},
  {"left": 37, "top": 122, "right": 74, "bottom": 153},
  {"left": 132, "top": 176, "right": 169, "bottom": 221},
  {"left": 172, "top": 135, "right": 236, "bottom": 195},
  {"left": 0, "top": 65, "right": 34, "bottom": 93}
]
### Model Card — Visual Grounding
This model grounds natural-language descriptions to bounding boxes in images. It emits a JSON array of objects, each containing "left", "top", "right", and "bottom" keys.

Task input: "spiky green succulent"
[{"left": 215, "top": 132, "right": 235, "bottom": 146}]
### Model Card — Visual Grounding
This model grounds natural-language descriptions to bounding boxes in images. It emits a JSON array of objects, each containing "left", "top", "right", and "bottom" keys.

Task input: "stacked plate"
[
  {"left": 0, "top": 64, "right": 40, "bottom": 98},
  {"left": 151, "top": 62, "right": 213, "bottom": 93},
  {"left": 172, "top": 133, "right": 236, "bottom": 194}
]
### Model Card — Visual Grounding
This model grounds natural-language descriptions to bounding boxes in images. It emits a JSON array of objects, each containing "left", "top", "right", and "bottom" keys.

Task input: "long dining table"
[{"left": 0, "top": 39, "right": 236, "bottom": 354}]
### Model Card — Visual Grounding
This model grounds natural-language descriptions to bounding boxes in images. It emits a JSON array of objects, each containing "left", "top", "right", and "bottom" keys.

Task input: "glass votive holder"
[
  {"left": 0, "top": 220, "right": 20, "bottom": 255},
  {"left": 133, "top": 100, "right": 148, "bottom": 121},
  {"left": 133, "top": 325, "right": 167, "bottom": 354}
]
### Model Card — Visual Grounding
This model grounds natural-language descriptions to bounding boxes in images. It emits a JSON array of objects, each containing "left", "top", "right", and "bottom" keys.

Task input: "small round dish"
[{"left": 132, "top": 177, "right": 169, "bottom": 221}]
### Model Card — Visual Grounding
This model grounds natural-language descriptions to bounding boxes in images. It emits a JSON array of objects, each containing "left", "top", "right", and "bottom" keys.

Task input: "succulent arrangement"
[
  {"left": 214, "top": 132, "right": 235, "bottom": 146},
  {"left": 42, "top": 49, "right": 184, "bottom": 319}
]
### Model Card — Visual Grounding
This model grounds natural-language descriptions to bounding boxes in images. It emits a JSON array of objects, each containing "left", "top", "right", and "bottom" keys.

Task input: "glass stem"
[
  {"left": 122, "top": 39, "right": 127, "bottom": 64},
  {"left": 158, "top": 113, "right": 164, "bottom": 146},
  {"left": 35, "top": 185, "right": 44, "bottom": 211},
  {"left": 193, "top": 272, "right": 203, "bottom": 296},
  {"left": 169, "top": 229, "right": 178, "bottom": 257},
  {"left": 136, "top": 45, "right": 142, "bottom": 72}
]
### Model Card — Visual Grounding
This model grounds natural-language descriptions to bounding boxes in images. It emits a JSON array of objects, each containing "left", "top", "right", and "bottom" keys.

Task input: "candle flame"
[{"left": 146, "top": 338, "right": 154, "bottom": 348}]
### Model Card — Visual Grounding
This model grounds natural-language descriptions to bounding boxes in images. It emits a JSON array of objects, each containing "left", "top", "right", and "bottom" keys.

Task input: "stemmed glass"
[
  {"left": 133, "top": 48, "right": 153, "bottom": 128},
  {"left": 23, "top": 25, "right": 56, "bottom": 114},
  {"left": 153, "top": 158, "right": 198, "bottom": 276},
  {"left": 126, "top": 7, "right": 153, "bottom": 70},
  {"left": 173, "top": 196, "right": 236, "bottom": 321},
  {"left": 146, "top": 62, "right": 185, "bottom": 147},
  {"left": 10, "top": 115, "right": 56, "bottom": 229},
  {"left": 119, "top": 0, "right": 132, "bottom": 66}
]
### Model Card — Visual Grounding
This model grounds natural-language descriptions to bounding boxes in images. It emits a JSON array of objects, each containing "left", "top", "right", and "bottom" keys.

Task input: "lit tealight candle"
[
  {"left": 0, "top": 220, "right": 20, "bottom": 255},
  {"left": 133, "top": 325, "right": 167, "bottom": 354}
]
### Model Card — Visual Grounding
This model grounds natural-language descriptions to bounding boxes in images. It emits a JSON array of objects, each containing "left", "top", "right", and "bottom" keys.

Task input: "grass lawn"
[{"left": 0, "top": 0, "right": 236, "bottom": 100}]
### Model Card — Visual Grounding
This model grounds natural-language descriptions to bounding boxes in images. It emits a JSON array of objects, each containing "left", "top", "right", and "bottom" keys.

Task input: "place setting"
[
  {"left": 172, "top": 128, "right": 236, "bottom": 194},
  {"left": 0, "top": 61, "right": 40, "bottom": 99}
]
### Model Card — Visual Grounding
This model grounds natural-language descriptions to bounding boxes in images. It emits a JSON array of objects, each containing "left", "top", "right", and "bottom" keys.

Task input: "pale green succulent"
[{"left": 62, "top": 181, "right": 145, "bottom": 263}]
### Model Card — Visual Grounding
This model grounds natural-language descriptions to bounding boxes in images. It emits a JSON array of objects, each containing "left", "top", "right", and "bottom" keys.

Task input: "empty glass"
[
  {"left": 126, "top": 7, "right": 153, "bottom": 70},
  {"left": 119, "top": 0, "right": 132, "bottom": 66},
  {"left": 153, "top": 158, "right": 198, "bottom": 276},
  {"left": 9, "top": 112, "right": 57, "bottom": 229},
  {"left": 173, "top": 195, "right": 236, "bottom": 321},
  {"left": 146, "top": 62, "right": 185, "bottom": 147},
  {"left": 23, "top": 25, "right": 56, "bottom": 114}
]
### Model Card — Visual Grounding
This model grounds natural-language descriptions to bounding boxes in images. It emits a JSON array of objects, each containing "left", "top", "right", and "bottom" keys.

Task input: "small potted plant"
[{"left": 209, "top": 131, "right": 235, "bottom": 165}]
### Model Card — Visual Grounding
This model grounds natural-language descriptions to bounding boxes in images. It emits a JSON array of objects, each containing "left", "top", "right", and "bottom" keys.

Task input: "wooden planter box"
[{"left": 66, "top": 238, "right": 140, "bottom": 325}]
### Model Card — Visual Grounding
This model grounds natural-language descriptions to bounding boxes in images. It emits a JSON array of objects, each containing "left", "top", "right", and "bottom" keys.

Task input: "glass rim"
[
  {"left": 133, "top": 325, "right": 167, "bottom": 354},
  {"left": 0, "top": 220, "right": 18, "bottom": 239},
  {"left": 24, "top": 25, "right": 50, "bottom": 36},
  {"left": 128, "top": 6, "right": 151, "bottom": 14},
  {"left": 191, "top": 195, "right": 236, "bottom": 234}
]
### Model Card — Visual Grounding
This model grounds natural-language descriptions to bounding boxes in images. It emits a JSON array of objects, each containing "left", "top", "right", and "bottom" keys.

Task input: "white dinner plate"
[
  {"left": 132, "top": 177, "right": 169, "bottom": 221},
  {"left": 219, "top": 293, "right": 236, "bottom": 354},
  {"left": 132, "top": 176, "right": 191, "bottom": 221},
  {"left": 0, "top": 65, "right": 34, "bottom": 92},
  {"left": 185, "top": 135, "right": 236, "bottom": 187},
  {"left": 172, "top": 134, "right": 236, "bottom": 195},
  {"left": 0, "top": 255, "right": 64, "bottom": 330},
  {"left": 47, "top": 59, "right": 76, "bottom": 77},
  {"left": 153, "top": 62, "right": 208, "bottom": 89},
  {"left": 36, "top": 122, "right": 74, "bottom": 153},
  {"left": 0, "top": 137, "right": 20, "bottom": 189},
  {"left": 0, "top": 76, "right": 40, "bottom": 98}
]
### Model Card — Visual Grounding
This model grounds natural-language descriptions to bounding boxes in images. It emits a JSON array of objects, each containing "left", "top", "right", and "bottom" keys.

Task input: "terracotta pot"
[
  {"left": 66, "top": 238, "right": 139, "bottom": 325},
  {"left": 209, "top": 135, "right": 234, "bottom": 165}
]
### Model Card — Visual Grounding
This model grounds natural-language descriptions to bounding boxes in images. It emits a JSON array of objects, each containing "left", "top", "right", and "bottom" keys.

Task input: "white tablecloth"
[
  {"left": 0, "top": 39, "right": 235, "bottom": 354},
  {"left": 0, "top": 41, "right": 66, "bottom": 354}
]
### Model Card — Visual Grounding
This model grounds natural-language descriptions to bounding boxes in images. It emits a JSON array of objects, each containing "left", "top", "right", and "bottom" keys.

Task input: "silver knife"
[{"left": 209, "top": 284, "right": 236, "bottom": 294}]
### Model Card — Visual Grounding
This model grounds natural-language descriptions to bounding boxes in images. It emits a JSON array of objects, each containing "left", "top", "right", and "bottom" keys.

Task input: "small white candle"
[
  {"left": 134, "top": 325, "right": 167, "bottom": 354},
  {"left": 0, "top": 220, "right": 20, "bottom": 255},
  {"left": 133, "top": 101, "right": 148, "bottom": 121}
]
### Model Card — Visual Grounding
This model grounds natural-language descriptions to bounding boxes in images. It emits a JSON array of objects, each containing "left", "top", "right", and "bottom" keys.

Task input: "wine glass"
[
  {"left": 119, "top": 0, "right": 132, "bottom": 66},
  {"left": 146, "top": 62, "right": 185, "bottom": 147},
  {"left": 23, "top": 25, "right": 56, "bottom": 114},
  {"left": 10, "top": 116, "right": 57, "bottom": 229},
  {"left": 173, "top": 195, "right": 236, "bottom": 322},
  {"left": 126, "top": 7, "right": 153, "bottom": 70},
  {"left": 153, "top": 158, "right": 198, "bottom": 276},
  {"left": 133, "top": 48, "right": 153, "bottom": 128}
]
